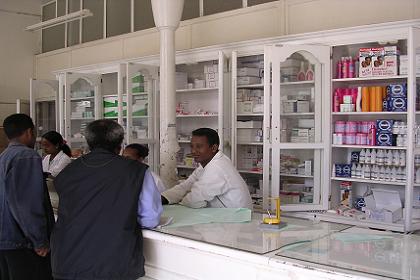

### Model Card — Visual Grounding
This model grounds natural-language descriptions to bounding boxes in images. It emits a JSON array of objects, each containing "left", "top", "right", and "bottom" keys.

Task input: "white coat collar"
[{"left": 199, "top": 150, "right": 223, "bottom": 169}]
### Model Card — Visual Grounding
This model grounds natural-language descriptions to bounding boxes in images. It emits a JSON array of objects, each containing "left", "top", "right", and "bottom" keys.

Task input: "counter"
[{"left": 142, "top": 214, "right": 420, "bottom": 280}]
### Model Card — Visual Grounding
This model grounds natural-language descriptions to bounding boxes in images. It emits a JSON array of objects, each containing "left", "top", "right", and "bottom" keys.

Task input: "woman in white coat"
[
  {"left": 162, "top": 128, "right": 252, "bottom": 209},
  {"left": 41, "top": 131, "right": 72, "bottom": 177}
]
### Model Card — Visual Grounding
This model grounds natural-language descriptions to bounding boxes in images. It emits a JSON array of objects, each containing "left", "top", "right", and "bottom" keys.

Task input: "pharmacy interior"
[{"left": 33, "top": 19, "right": 420, "bottom": 279}]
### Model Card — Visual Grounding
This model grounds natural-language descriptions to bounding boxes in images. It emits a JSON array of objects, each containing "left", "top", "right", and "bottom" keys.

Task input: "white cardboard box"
[
  {"left": 237, "top": 76, "right": 261, "bottom": 85},
  {"left": 365, "top": 189, "right": 403, "bottom": 223},
  {"left": 237, "top": 67, "right": 260, "bottom": 77},
  {"left": 237, "top": 120, "right": 262, "bottom": 129}
]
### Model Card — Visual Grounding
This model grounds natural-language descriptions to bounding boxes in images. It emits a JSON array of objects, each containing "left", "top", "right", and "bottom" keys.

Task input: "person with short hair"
[
  {"left": 0, "top": 113, "right": 54, "bottom": 280},
  {"left": 123, "top": 143, "right": 167, "bottom": 192},
  {"left": 41, "top": 131, "right": 72, "bottom": 177},
  {"left": 162, "top": 128, "right": 252, "bottom": 209},
  {"left": 51, "top": 119, "right": 162, "bottom": 280}
]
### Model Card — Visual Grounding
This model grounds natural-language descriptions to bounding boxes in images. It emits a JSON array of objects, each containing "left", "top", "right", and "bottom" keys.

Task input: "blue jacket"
[{"left": 0, "top": 142, "right": 54, "bottom": 250}]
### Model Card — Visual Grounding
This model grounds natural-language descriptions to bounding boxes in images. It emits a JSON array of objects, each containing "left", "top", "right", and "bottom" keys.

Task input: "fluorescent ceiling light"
[{"left": 25, "top": 9, "right": 92, "bottom": 32}]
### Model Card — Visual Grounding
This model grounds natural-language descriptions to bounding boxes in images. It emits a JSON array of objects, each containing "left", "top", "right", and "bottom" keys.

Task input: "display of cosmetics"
[
  {"left": 333, "top": 119, "right": 407, "bottom": 147},
  {"left": 336, "top": 56, "right": 358, "bottom": 79},
  {"left": 332, "top": 84, "right": 407, "bottom": 113}
]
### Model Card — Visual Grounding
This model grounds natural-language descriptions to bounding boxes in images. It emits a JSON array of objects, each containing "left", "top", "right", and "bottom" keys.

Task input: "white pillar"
[{"left": 151, "top": 0, "right": 184, "bottom": 187}]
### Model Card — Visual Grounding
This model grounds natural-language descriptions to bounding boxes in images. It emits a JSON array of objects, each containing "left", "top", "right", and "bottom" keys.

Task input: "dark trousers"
[{"left": 0, "top": 249, "right": 53, "bottom": 280}]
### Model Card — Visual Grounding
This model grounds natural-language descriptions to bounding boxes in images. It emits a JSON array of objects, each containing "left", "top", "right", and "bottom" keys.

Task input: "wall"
[
  {"left": 0, "top": 0, "right": 40, "bottom": 121},
  {"left": 35, "top": 0, "right": 420, "bottom": 80}
]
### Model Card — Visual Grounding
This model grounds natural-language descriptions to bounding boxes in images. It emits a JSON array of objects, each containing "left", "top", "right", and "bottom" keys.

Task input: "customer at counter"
[
  {"left": 51, "top": 119, "right": 162, "bottom": 280},
  {"left": 162, "top": 128, "right": 252, "bottom": 209},
  {"left": 0, "top": 114, "right": 54, "bottom": 280},
  {"left": 41, "top": 131, "right": 72, "bottom": 178},
  {"left": 123, "top": 143, "right": 167, "bottom": 193}
]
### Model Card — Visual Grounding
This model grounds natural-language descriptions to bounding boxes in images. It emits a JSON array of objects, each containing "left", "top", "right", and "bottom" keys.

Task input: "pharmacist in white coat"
[
  {"left": 162, "top": 128, "right": 252, "bottom": 209},
  {"left": 41, "top": 131, "right": 72, "bottom": 177}
]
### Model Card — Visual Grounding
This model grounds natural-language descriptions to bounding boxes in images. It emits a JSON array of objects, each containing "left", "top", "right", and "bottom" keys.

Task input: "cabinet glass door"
[
  {"left": 126, "top": 63, "right": 159, "bottom": 170},
  {"left": 64, "top": 73, "right": 101, "bottom": 156},
  {"left": 266, "top": 44, "right": 330, "bottom": 211}
]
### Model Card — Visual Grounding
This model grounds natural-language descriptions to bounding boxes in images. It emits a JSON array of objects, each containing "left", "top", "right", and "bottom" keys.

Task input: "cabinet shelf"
[
  {"left": 331, "top": 176, "right": 406, "bottom": 186},
  {"left": 178, "top": 140, "right": 191, "bottom": 143},
  {"left": 280, "top": 173, "right": 313, "bottom": 178},
  {"left": 237, "top": 113, "right": 264, "bottom": 117},
  {"left": 70, "top": 117, "right": 95, "bottom": 121},
  {"left": 176, "top": 88, "right": 217, "bottom": 93},
  {"left": 332, "top": 75, "right": 407, "bottom": 82},
  {"left": 237, "top": 84, "right": 263, "bottom": 89},
  {"left": 70, "top": 96, "right": 94, "bottom": 101},
  {"left": 332, "top": 144, "right": 406, "bottom": 150},
  {"left": 281, "top": 112, "right": 314, "bottom": 116},
  {"left": 238, "top": 142, "right": 263, "bottom": 146},
  {"left": 332, "top": 112, "right": 407, "bottom": 116},
  {"left": 280, "top": 81, "right": 314, "bottom": 86},
  {"left": 238, "top": 170, "right": 263, "bottom": 175},
  {"left": 176, "top": 114, "right": 218, "bottom": 118}
]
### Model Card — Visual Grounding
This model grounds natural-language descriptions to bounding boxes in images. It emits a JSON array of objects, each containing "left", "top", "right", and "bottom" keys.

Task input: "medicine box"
[
  {"left": 237, "top": 76, "right": 261, "bottom": 85},
  {"left": 237, "top": 120, "right": 262, "bottom": 129},
  {"left": 399, "top": 54, "right": 420, "bottom": 75},
  {"left": 282, "top": 100, "right": 297, "bottom": 113},
  {"left": 176, "top": 72, "right": 188, "bottom": 89},
  {"left": 335, "top": 164, "right": 352, "bottom": 178},
  {"left": 238, "top": 101, "right": 254, "bottom": 114},
  {"left": 376, "top": 131, "right": 393, "bottom": 146},
  {"left": 237, "top": 67, "right": 260, "bottom": 77},
  {"left": 297, "top": 101, "right": 310, "bottom": 113},
  {"left": 359, "top": 48, "right": 373, "bottom": 77},
  {"left": 365, "top": 189, "right": 403, "bottom": 223},
  {"left": 376, "top": 119, "right": 394, "bottom": 132},
  {"left": 298, "top": 119, "right": 315, "bottom": 128},
  {"left": 386, "top": 84, "right": 407, "bottom": 98},
  {"left": 388, "top": 97, "right": 407, "bottom": 112},
  {"left": 371, "top": 46, "right": 398, "bottom": 77}
]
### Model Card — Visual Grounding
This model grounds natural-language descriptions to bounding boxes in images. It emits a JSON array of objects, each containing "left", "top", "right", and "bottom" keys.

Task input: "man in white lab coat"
[{"left": 162, "top": 128, "right": 252, "bottom": 209}]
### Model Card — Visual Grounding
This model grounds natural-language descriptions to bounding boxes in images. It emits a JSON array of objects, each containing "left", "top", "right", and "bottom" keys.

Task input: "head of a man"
[
  {"left": 191, "top": 128, "right": 219, "bottom": 167},
  {"left": 3, "top": 114, "right": 36, "bottom": 148},
  {"left": 85, "top": 119, "right": 124, "bottom": 154},
  {"left": 122, "top": 143, "right": 149, "bottom": 162}
]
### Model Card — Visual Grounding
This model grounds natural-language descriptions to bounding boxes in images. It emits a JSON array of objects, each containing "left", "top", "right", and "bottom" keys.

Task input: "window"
[
  {"left": 182, "top": 0, "right": 199, "bottom": 21},
  {"left": 82, "top": 0, "right": 104, "bottom": 43},
  {"left": 42, "top": 2, "right": 65, "bottom": 52},
  {"left": 106, "top": 0, "right": 131, "bottom": 37},
  {"left": 248, "top": 0, "right": 277, "bottom": 6},
  {"left": 134, "top": 0, "right": 155, "bottom": 31},
  {"left": 203, "top": 0, "right": 242, "bottom": 16},
  {"left": 67, "top": 0, "right": 80, "bottom": 46}
]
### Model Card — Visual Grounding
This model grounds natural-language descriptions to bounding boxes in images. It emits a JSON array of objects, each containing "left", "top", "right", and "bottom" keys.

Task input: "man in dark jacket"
[
  {"left": 0, "top": 113, "right": 54, "bottom": 280},
  {"left": 51, "top": 119, "right": 162, "bottom": 280}
]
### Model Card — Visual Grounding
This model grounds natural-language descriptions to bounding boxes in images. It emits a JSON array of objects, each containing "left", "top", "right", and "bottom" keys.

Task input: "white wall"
[{"left": 0, "top": 0, "right": 40, "bottom": 121}]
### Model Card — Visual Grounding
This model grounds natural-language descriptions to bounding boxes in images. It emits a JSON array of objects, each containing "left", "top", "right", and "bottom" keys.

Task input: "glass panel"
[
  {"left": 203, "top": 0, "right": 242, "bottom": 16},
  {"left": 82, "top": 0, "right": 104, "bottom": 43},
  {"left": 414, "top": 39, "right": 420, "bottom": 213},
  {"left": 130, "top": 72, "right": 150, "bottom": 139},
  {"left": 134, "top": 0, "right": 155, "bottom": 31},
  {"left": 57, "top": 0, "right": 66, "bottom": 16},
  {"left": 279, "top": 52, "right": 317, "bottom": 143},
  {"left": 182, "top": 0, "right": 199, "bottom": 20},
  {"left": 248, "top": 0, "right": 276, "bottom": 6},
  {"left": 42, "top": 2, "right": 65, "bottom": 52},
  {"left": 69, "top": 78, "right": 95, "bottom": 153},
  {"left": 35, "top": 101, "right": 56, "bottom": 137},
  {"left": 106, "top": 0, "right": 131, "bottom": 37},
  {"left": 236, "top": 54, "right": 265, "bottom": 210},
  {"left": 277, "top": 230, "right": 420, "bottom": 280},
  {"left": 278, "top": 149, "right": 320, "bottom": 205},
  {"left": 67, "top": 0, "right": 80, "bottom": 46}
]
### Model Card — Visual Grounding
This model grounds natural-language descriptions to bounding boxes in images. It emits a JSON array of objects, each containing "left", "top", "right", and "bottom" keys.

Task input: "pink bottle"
[
  {"left": 333, "top": 89, "right": 340, "bottom": 112},
  {"left": 348, "top": 57, "right": 355, "bottom": 78},
  {"left": 337, "top": 60, "right": 343, "bottom": 79},
  {"left": 368, "top": 124, "right": 377, "bottom": 146},
  {"left": 341, "top": 57, "right": 348, "bottom": 78}
]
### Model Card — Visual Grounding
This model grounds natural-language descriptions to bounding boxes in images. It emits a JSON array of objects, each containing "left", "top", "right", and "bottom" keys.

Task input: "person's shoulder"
[{"left": 16, "top": 146, "right": 40, "bottom": 159}]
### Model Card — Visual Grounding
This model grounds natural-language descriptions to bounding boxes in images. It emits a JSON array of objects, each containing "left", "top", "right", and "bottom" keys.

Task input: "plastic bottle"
[
  {"left": 348, "top": 57, "right": 355, "bottom": 78},
  {"left": 400, "top": 151, "right": 406, "bottom": 167},
  {"left": 365, "top": 149, "right": 371, "bottom": 164},
  {"left": 375, "top": 86, "right": 383, "bottom": 112},
  {"left": 333, "top": 89, "right": 340, "bottom": 112},
  {"left": 351, "top": 163, "right": 357, "bottom": 178},
  {"left": 391, "top": 166, "right": 397, "bottom": 181},
  {"left": 342, "top": 57, "right": 348, "bottom": 78},
  {"left": 377, "top": 149, "right": 384, "bottom": 165},
  {"left": 371, "top": 149, "right": 377, "bottom": 164},
  {"left": 371, "top": 165, "right": 377, "bottom": 180},
  {"left": 356, "top": 164, "right": 362, "bottom": 178},
  {"left": 362, "top": 87, "right": 370, "bottom": 112},
  {"left": 386, "top": 150, "right": 393, "bottom": 166},
  {"left": 354, "top": 59, "right": 359, "bottom": 78},
  {"left": 337, "top": 60, "right": 343, "bottom": 79},
  {"left": 393, "top": 150, "right": 400, "bottom": 166},
  {"left": 356, "top": 87, "right": 362, "bottom": 112},
  {"left": 297, "top": 61, "right": 306, "bottom": 81},
  {"left": 401, "top": 167, "right": 406, "bottom": 182},
  {"left": 364, "top": 164, "right": 371, "bottom": 180},
  {"left": 306, "top": 64, "right": 314, "bottom": 81},
  {"left": 332, "top": 164, "right": 336, "bottom": 177},
  {"left": 385, "top": 166, "right": 392, "bottom": 180},
  {"left": 369, "top": 86, "right": 376, "bottom": 112},
  {"left": 359, "top": 149, "right": 366, "bottom": 163},
  {"left": 416, "top": 168, "right": 420, "bottom": 184},
  {"left": 379, "top": 166, "right": 386, "bottom": 181}
]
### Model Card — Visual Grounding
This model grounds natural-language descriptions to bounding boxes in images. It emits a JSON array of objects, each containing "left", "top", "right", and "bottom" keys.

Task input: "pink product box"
[{"left": 359, "top": 46, "right": 399, "bottom": 77}]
